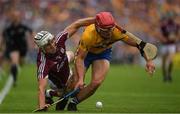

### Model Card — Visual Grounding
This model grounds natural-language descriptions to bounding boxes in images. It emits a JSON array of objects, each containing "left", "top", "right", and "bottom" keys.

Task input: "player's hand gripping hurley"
[
  {"left": 32, "top": 88, "right": 80, "bottom": 112},
  {"left": 116, "top": 25, "right": 158, "bottom": 60}
]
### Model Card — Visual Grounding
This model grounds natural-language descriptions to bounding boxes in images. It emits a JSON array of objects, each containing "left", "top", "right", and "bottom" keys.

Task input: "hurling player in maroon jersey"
[{"left": 34, "top": 17, "right": 95, "bottom": 111}]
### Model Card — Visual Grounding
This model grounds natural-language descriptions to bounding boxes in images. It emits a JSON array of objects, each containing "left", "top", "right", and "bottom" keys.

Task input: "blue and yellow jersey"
[{"left": 78, "top": 24, "right": 129, "bottom": 54}]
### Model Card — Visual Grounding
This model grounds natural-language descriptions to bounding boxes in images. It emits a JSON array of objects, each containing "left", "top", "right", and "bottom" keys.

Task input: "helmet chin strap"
[
  {"left": 95, "top": 24, "right": 101, "bottom": 33},
  {"left": 40, "top": 46, "right": 46, "bottom": 53}
]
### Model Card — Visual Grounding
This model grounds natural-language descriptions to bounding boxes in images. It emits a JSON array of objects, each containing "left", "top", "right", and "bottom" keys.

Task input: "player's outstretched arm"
[
  {"left": 37, "top": 78, "right": 49, "bottom": 110},
  {"left": 124, "top": 34, "right": 156, "bottom": 75},
  {"left": 116, "top": 25, "right": 156, "bottom": 75},
  {"left": 74, "top": 48, "right": 88, "bottom": 89},
  {"left": 64, "top": 17, "right": 95, "bottom": 38},
  {"left": 116, "top": 24, "right": 157, "bottom": 60}
]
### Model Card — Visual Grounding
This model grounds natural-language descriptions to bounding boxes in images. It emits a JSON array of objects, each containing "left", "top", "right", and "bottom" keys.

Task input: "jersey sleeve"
[
  {"left": 37, "top": 52, "right": 49, "bottom": 79},
  {"left": 113, "top": 27, "right": 129, "bottom": 42},
  {"left": 55, "top": 30, "right": 69, "bottom": 46},
  {"left": 78, "top": 27, "right": 92, "bottom": 52}
]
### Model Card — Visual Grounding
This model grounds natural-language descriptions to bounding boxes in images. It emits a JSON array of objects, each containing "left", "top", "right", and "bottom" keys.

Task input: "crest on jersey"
[{"left": 60, "top": 48, "right": 65, "bottom": 54}]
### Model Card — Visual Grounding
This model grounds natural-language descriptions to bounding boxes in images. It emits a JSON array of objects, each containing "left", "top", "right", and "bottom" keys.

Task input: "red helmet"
[{"left": 95, "top": 12, "right": 115, "bottom": 29}]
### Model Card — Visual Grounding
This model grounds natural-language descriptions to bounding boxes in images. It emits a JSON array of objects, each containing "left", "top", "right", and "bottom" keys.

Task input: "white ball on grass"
[{"left": 96, "top": 101, "right": 103, "bottom": 109}]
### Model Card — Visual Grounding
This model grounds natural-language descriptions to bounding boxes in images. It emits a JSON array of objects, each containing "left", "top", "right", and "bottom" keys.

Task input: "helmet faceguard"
[{"left": 34, "top": 31, "right": 54, "bottom": 47}]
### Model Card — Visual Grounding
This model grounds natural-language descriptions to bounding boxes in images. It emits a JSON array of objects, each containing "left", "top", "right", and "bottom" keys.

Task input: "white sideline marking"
[{"left": 0, "top": 76, "right": 13, "bottom": 104}]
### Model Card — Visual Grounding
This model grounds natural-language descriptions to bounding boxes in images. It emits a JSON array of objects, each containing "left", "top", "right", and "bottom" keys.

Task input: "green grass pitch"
[{"left": 0, "top": 64, "right": 180, "bottom": 113}]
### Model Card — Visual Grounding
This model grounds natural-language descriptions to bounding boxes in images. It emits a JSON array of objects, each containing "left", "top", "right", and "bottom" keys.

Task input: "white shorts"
[{"left": 160, "top": 44, "right": 176, "bottom": 55}]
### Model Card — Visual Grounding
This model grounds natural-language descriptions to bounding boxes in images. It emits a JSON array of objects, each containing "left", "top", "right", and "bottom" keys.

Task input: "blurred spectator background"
[{"left": 0, "top": 0, "right": 179, "bottom": 65}]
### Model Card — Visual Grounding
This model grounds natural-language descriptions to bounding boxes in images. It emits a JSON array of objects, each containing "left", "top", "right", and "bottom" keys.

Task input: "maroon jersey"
[
  {"left": 161, "top": 19, "right": 179, "bottom": 44},
  {"left": 37, "top": 31, "right": 70, "bottom": 88}
]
